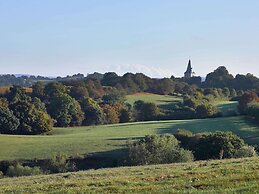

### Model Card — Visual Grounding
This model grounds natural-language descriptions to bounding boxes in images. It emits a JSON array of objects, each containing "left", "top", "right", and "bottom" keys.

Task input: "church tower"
[{"left": 184, "top": 60, "right": 192, "bottom": 79}]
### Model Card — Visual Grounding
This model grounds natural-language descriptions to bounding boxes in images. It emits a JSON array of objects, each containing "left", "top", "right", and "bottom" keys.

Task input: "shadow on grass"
[
  {"left": 156, "top": 116, "right": 259, "bottom": 145},
  {"left": 72, "top": 148, "right": 129, "bottom": 170},
  {"left": 217, "top": 102, "right": 238, "bottom": 117},
  {"left": 105, "top": 120, "right": 189, "bottom": 129},
  {"left": 107, "top": 137, "right": 142, "bottom": 141}
]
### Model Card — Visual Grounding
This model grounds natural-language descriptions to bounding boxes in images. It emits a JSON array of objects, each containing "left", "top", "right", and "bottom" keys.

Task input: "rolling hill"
[{"left": 0, "top": 116, "right": 258, "bottom": 161}]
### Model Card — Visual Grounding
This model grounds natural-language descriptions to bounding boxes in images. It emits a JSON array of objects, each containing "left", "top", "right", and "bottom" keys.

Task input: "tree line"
[{"left": 2, "top": 66, "right": 259, "bottom": 93}]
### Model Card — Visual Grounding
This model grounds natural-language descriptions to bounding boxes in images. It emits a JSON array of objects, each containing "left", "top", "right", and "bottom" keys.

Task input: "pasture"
[
  {"left": 213, "top": 101, "right": 238, "bottom": 116},
  {"left": 126, "top": 92, "right": 182, "bottom": 109},
  {"left": 126, "top": 92, "right": 238, "bottom": 115},
  {"left": 0, "top": 157, "right": 258, "bottom": 193},
  {"left": 0, "top": 116, "right": 258, "bottom": 161}
]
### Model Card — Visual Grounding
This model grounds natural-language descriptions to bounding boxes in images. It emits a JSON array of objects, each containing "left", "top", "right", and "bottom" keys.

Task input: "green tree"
[
  {"left": 32, "top": 81, "right": 45, "bottom": 99},
  {"left": 9, "top": 100, "right": 53, "bottom": 134},
  {"left": 6, "top": 86, "right": 30, "bottom": 103},
  {"left": 32, "top": 97, "right": 47, "bottom": 112},
  {"left": 44, "top": 82, "right": 67, "bottom": 98},
  {"left": 102, "top": 91, "right": 126, "bottom": 105},
  {"left": 134, "top": 101, "right": 161, "bottom": 121},
  {"left": 101, "top": 72, "right": 120, "bottom": 87},
  {"left": 48, "top": 93, "right": 84, "bottom": 127},
  {"left": 0, "top": 107, "right": 20, "bottom": 134},
  {"left": 119, "top": 108, "right": 132, "bottom": 123},
  {"left": 80, "top": 97, "right": 105, "bottom": 125},
  {"left": 69, "top": 86, "right": 89, "bottom": 101},
  {"left": 204, "top": 66, "right": 234, "bottom": 88}
]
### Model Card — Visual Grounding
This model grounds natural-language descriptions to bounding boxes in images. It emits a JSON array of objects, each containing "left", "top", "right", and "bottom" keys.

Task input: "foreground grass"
[
  {"left": 0, "top": 157, "right": 258, "bottom": 193},
  {"left": 0, "top": 116, "right": 258, "bottom": 161}
]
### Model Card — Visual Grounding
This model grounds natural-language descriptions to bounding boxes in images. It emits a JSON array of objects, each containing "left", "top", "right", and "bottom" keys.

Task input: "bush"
[
  {"left": 6, "top": 164, "right": 42, "bottom": 177},
  {"left": 195, "top": 104, "right": 219, "bottom": 118},
  {"left": 128, "top": 135, "right": 193, "bottom": 165},
  {"left": 174, "top": 129, "right": 193, "bottom": 149},
  {"left": 194, "top": 131, "right": 245, "bottom": 160},
  {"left": 234, "top": 146, "right": 257, "bottom": 158},
  {"left": 43, "top": 154, "right": 76, "bottom": 173}
]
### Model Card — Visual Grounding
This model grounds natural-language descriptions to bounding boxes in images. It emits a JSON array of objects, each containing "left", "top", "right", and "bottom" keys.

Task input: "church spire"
[{"left": 184, "top": 59, "right": 192, "bottom": 79}]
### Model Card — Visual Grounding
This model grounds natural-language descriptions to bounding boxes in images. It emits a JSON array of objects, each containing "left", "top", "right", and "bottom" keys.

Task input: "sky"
[{"left": 0, "top": 0, "right": 259, "bottom": 78}]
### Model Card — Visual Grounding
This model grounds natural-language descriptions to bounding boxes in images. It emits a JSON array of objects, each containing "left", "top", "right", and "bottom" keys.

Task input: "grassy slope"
[
  {"left": 126, "top": 92, "right": 182, "bottom": 109},
  {"left": 0, "top": 116, "right": 259, "bottom": 161},
  {"left": 126, "top": 92, "right": 238, "bottom": 115},
  {"left": 0, "top": 157, "right": 258, "bottom": 193},
  {"left": 212, "top": 101, "right": 238, "bottom": 116}
]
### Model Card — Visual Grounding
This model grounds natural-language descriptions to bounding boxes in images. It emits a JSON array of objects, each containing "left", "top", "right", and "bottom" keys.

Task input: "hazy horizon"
[{"left": 1, "top": 0, "right": 259, "bottom": 77}]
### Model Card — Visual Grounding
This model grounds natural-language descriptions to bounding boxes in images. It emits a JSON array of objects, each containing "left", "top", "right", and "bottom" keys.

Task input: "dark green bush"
[
  {"left": 174, "top": 129, "right": 193, "bottom": 149},
  {"left": 194, "top": 131, "right": 245, "bottom": 160}
]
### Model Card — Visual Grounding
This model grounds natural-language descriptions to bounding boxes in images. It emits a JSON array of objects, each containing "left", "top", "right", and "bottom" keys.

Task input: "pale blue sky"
[{"left": 0, "top": 0, "right": 259, "bottom": 77}]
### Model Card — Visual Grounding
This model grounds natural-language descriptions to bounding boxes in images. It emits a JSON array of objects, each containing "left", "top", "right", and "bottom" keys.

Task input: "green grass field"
[
  {"left": 126, "top": 92, "right": 182, "bottom": 109},
  {"left": 126, "top": 92, "right": 238, "bottom": 115},
  {"left": 0, "top": 157, "right": 258, "bottom": 193},
  {"left": 213, "top": 101, "right": 238, "bottom": 116},
  {"left": 0, "top": 116, "right": 258, "bottom": 161}
]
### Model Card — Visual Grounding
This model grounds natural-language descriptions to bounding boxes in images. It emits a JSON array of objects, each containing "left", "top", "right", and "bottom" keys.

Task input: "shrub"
[
  {"left": 234, "top": 146, "right": 257, "bottom": 158},
  {"left": 43, "top": 154, "right": 76, "bottom": 173},
  {"left": 195, "top": 104, "right": 219, "bottom": 118},
  {"left": 128, "top": 135, "right": 193, "bottom": 165},
  {"left": 194, "top": 131, "right": 245, "bottom": 160},
  {"left": 6, "top": 164, "right": 42, "bottom": 177},
  {"left": 174, "top": 129, "right": 193, "bottom": 149}
]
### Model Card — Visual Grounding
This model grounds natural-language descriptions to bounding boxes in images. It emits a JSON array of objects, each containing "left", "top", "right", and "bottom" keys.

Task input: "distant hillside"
[{"left": 0, "top": 157, "right": 258, "bottom": 193}]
